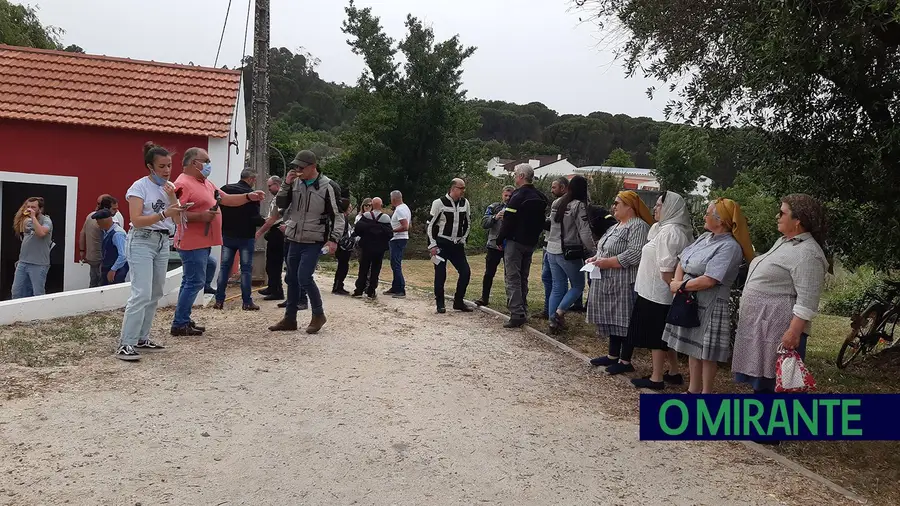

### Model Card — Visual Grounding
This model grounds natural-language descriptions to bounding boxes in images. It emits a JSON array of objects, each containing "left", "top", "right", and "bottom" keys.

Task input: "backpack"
[{"left": 587, "top": 204, "right": 616, "bottom": 240}]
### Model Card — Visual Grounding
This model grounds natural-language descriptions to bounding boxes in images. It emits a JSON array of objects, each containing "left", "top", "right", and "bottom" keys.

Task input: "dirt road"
[{"left": 0, "top": 279, "right": 850, "bottom": 505}]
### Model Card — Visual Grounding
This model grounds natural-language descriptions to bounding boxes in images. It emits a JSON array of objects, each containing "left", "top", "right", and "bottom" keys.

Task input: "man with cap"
[
  {"left": 92, "top": 209, "right": 129, "bottom": 285},
  {"left": 269, "top": 149, "right": 345, "bottom": 334}
]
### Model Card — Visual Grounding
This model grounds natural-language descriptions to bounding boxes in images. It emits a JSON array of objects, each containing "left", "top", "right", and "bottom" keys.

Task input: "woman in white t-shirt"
[
  {"left": 114, "top": 142, "right": 182, "bottom": 362},
  {"left": 626, "top": 191, "right": 694, "bottom": 390}
]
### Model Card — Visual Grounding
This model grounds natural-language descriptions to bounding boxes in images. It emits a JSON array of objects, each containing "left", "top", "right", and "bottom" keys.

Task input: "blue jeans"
[
  {"left": 173, "top": 247, "right": 210, "bottom": 328},
  {"left": 547, "top": 252, "right": 586, "bottom": 315},
  {"left": 119, "top": 229, "right": 170, "bottom": 346},
  {"left": 389, "top": 239, "right": 408, "bottom": 293},
  {"left": 285, "top": 241, "right": 324, "bottom": 318},
  {"left": 216, "top": 237, "right": 255, "bottom": 304},
  {"left": 205, "top": 254, "right": 217, "bottom": 291},
  {"left": 541, "top": 250, "right": 552, "bottom": 312},
  {"left": 11, "top": 261, "right": 49, "bottom": 299}
]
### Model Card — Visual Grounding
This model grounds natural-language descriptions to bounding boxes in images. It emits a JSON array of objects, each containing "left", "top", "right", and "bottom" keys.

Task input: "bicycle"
[{"left": 836, "top": 280, "right": 900, "bottom": 369}]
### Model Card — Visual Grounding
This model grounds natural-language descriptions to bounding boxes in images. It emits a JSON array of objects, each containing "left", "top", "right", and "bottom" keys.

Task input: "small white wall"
[
  {"left": 533, "top": 159, "right": 578, "bottom": 178},
  {"left": 0, "top": 171, "right": 82, "bottom": 291},
  {"left": 0, "top": 267, "right": 185, "bottom": 326}
]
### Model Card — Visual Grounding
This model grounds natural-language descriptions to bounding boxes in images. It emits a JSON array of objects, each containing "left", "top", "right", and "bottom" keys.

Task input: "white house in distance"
[{"left": 485, "top": 155, "right": 577, "bottom": 178}]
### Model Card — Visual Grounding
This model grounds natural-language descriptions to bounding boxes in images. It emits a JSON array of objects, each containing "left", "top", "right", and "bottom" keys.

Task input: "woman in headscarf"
[
  {"left": 732, "top": 194, "right": 828, "bottom": 394},
  {"left": 662, "top": 198, "right": 753, "bottom": 393},
  {"left": 628, "top": 191, "right": 695, "bottom": 389},
  {"left": 587, "top": 191, "right": 654, "bottom": 375}
]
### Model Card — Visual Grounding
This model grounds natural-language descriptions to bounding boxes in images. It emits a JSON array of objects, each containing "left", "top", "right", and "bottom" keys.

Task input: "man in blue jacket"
[{"left": 92, "top": 209, "right": 129, "bottom": 286}]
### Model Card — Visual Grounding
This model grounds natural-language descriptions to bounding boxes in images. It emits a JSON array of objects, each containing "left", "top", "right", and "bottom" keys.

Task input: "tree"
[
  {"left": 0, "top": 1, "right": 62, "bottom": 49},
  {"left": 588, "top": 172, "right": 623, "bottom": 208},
  {"left": 337, "top": 0, "right": 478, "bottom": 212},
  {"left": 651, "top": 126, "right": 712, "bottom": 195},
  {"left": 603, "top": 147, "right": 635, "bottom": 168},
  {"left": 574, "top": 0, "right": 900, "bottom": 268},
  {"left": 63, "top": 44, "right": 84, "bottom": 53}
]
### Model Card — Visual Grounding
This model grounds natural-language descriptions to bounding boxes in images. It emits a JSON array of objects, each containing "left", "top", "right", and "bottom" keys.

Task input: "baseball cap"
[
  {"left": 290, "top": 150, "right": 317, "bottom": 169},
  {"left": 91, "top": 209, "right": 114, "bottom": 220}
]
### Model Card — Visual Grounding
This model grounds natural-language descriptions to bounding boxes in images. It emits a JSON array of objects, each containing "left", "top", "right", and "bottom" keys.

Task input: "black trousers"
[
  {"left": 265, "top": 227, "right": 285, "bottom": 296},
  {"left": 334, "top": 248, "right": 352, "bottom": 290},
  {"left": 355, "top": 249, "right": 385, "bottom": 296},
  {"left": 609, "top": 335, "right": 634, "bottom": 362},
  {"left": 480, "top": 247, "right": 504, "bottom": 303},
  {"left": 434, "top": 241, "right": 470, "bottom": 308}
]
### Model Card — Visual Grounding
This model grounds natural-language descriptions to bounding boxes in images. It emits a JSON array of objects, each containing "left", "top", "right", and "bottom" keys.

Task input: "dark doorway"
[{"left": 0, "top": 182, "right": 68, "bottom": 300}]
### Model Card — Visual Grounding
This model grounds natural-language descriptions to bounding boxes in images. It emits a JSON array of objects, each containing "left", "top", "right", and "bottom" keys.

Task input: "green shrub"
[{"left": 821, "top": 265, "right": 883, "bottom": 317}]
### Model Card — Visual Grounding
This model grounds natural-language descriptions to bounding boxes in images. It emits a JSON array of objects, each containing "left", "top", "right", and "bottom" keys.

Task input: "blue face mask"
[
  {"left": 149, "top": 173, "right": 167, "bottom": 186},
  {"left": 200, "top": 162, "right": 213, "bottom": 178}
]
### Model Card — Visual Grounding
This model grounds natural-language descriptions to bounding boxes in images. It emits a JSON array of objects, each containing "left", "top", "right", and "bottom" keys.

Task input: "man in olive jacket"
[
  {"left": 496, "top": 163, "right": 549, "bottom": 328},
  {"left": 268, "top": 150, "right": 345, "bottom": 335}
]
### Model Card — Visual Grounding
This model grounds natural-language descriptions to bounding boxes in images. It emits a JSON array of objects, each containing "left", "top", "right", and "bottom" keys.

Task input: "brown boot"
[
  {"left": 268, "top": 318, "right": 297, "bottom": 332},
  {"left": 212, "top": 301, "right": 224, "bottom": 310},
  {"left": 306, "top": 314, "right": 327, "bottom": 334}
]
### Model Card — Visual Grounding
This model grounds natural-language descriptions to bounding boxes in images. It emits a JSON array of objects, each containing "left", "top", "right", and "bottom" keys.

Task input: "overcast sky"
[{"left": 29, "top": 0, "right": 671, "bottom": 120}]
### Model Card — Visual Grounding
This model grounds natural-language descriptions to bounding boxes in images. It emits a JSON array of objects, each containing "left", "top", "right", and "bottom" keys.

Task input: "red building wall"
[{"left": 0, "top": 119, "right": 206, "bottom": 260}]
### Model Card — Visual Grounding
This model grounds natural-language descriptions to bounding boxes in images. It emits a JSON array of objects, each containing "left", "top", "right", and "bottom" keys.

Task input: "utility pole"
[{"left": 249, "top": 0, "right": 270, "bottom": 281}]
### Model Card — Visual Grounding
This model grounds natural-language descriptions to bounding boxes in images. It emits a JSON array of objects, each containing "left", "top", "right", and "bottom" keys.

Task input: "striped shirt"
[{"left": 426, "top": 194, "right": 471, "bottom": 249}]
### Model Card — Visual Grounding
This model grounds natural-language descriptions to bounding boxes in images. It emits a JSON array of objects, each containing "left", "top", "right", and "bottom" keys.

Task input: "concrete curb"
[{"left": 327, "top": 269, "right": 868, "bottom": 504}]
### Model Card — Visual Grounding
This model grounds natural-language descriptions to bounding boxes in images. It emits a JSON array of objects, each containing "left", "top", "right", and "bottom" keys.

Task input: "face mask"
[
  {"left": 150, "top": 172, "right": 167, "bottom": 186},
  {"left": 200, "top": 162, "right": 213, "bottom": 178}
]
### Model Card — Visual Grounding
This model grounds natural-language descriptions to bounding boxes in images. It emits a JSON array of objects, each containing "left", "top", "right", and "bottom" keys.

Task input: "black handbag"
[
  {"left": 559, "top": 203, "right": 588, "bottom": 261},
  {"left": 666, "top": 281, "right": 701, "bottom": 328}
]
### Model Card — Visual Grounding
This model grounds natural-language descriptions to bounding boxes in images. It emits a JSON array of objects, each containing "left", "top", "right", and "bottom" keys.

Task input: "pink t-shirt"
[{"left": 174, "top": 174, "right": 222, "bottom": 251}]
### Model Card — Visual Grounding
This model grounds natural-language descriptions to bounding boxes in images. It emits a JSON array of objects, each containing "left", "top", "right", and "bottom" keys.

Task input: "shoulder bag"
[{"left": 666, "top": 281, "right": 701, "bottom": 328}]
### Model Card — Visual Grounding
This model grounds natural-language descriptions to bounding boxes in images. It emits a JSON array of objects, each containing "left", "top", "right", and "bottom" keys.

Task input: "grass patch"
[
  {"left": 0, "top": 311, "right": 123, "bottom": 367},
  {"left": 324, "top": 251, "right": 899, "bottom": 505}
]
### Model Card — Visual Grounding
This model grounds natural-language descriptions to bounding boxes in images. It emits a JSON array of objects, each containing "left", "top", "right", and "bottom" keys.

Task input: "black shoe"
[
  {"left": 453, "top": 301, "right": 473, "bottom": 312},
  {"left": 365, "top": 293, "right": 377, "bottom": 300},
  {"left": 392, "top": 292, "right": 406, "bottom": 299},
  {"left": 333, "top": 288, "right": 351, "bottom": 296},
  {"left": 474, "top": 298, "right": 487, "bottom": 306},
  {"left": 383, "top": 289, "right": 396, "bottom": 296},
  {"left": 589, "top": 356, "right": 618, "bottom": 367},
  {"left": 203, "top": 287, "right": 216, "bottom": 295},
  {"left": 298, "top": 303, "right": 308, "bottom": 311},
  {"left": 114, "top": 345, "right": 141, "bottom": 361},
  {"left": 664, "top": 372, "right": 685, "bottom": 385},
  {"left": 264, "top": 293, "right": 285, "bottom": 301},
  {"left": 259, "top": 288, "right": 271, "bottom": 296},
  {"left": 243, "top": 303, "right": 260, "bottom": 311},
  {"left": 436, "top": 307, "right": 446, "bottom": 314},
  {"left": 170, "top": 325, "right": 203, "bottom": 337},
  {"left": 606, "top": 362, "right": 635, "bottom": 375},
  {"left": 631, "top": 377, "right": 665, "bottom": 390},
  {"left": 277, "top": 300, "right": 288, "bottom": 308},
  {"left": 136, "top": 339, "right": 165, "bottom": 351},
  {"left": 189, "top": 321, "right": 205, "bottom": 332},
  {"left": 352, "top": 291, "right": 364, "bottom": 298},
  {"left": 504, "top": 318, "right": 526, "bottom": 328}
]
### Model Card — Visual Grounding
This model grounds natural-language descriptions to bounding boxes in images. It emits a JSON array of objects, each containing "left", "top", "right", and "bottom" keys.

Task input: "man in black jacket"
[
  {"left": 352, "top": 197, "right": 393, "bottom": 299},
  {"left": 213, "top": 169, "right": 265, "bottom": 310},
  {"left": 496, "top": 163, "right": 549, "bottom": 328}
]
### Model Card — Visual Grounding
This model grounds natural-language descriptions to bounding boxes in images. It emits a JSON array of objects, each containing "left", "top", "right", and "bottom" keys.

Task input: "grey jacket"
[
  {"left": 545, "top": 199, "right": 596, "bottom": 256},
  {"left": 482, "top": 201, "right": 506, "bottom": 250},
  {"left": 276, "top": 173, "right": 345, "bottom": 244}
]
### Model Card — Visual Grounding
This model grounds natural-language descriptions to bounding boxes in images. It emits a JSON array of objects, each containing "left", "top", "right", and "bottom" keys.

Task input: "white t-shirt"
[
  {"left": 125, "top": 176, "right": 175, "bottom": 233},
  {"left": 391, "top": 203, "right": 411, "bottom": 240},
  {"left": 113, "top": 211, "right": 126, "bottom": 230},
  {"left": 634, "top": 224, "right": 693, "bottom": 305}
]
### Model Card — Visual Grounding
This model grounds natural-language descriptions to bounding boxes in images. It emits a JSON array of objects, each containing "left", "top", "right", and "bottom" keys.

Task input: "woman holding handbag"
[
  {"left": 544, "top": 176, "right": 596, "bottom": 333},
  {"left": 586, "top": 191, "right": 654, "bottom": 374},
  {"left": 627, "top": 191, "right": 694, "bottom": 389},
  {"left": 662, "top": 198, "right": 753, "bottom": 393},
  {"left": 732, "top": 194, "right": 828, "bottom": 394}
]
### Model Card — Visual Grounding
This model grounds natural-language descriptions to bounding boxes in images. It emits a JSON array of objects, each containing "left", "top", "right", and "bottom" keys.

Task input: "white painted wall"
[
  {"left": 532, "top": 159, "right": 578, "bottom": 178},
  {"left": 0, "top": 171, "right": 83, "bottom": 291},
  {"left": 0, "top": 267, "right": 185, "bottom": 326}
]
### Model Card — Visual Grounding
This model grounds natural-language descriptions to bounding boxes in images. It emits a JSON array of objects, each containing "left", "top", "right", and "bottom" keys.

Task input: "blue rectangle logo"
[{"left": 639, "top": 394, "right": 900, "bottom": 441}]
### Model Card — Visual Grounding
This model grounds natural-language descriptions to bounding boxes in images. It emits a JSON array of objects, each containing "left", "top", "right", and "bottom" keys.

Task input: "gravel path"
[{"left": 0, "top": 276, "right": 851, "bottom": 505}]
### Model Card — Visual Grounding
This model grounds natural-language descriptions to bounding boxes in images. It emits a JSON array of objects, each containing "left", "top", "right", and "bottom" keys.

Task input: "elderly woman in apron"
[
  {"left": 587, "top": 191, "right": 654, "bottom": 375},
  {"left": 732, "top": 194, "right": 828, "bottom": 394},
  {"left": 663, "top": 198, "right": 754, "bottom": 393}
]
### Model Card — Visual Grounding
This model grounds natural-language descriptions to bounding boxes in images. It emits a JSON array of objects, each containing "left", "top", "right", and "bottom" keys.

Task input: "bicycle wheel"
[{"left": 837, "top": 305, "right": 882, "bottom": 369}]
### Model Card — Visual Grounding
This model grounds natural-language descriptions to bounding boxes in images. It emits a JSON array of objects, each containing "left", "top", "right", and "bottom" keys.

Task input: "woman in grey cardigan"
[
  {"left": 545, "top": 176, "right": 596, "bottom": 332},
  {"left": 587, "top": 190, "right": 654, "bottom": 375}
]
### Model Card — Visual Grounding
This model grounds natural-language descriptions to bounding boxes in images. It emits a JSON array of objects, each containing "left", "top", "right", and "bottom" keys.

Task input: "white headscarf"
[{"left": 647, "top": 190, "right": 693, "bottom": 241}]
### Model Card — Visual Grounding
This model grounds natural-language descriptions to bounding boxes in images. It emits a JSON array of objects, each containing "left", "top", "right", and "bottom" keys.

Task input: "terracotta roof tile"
[{"left": 0, "top": 45, "right": 242, "bottom": 138}]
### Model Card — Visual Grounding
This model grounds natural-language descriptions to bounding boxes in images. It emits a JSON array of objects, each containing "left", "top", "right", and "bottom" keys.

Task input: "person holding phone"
[
  {"left": 114, "top": 142, "right": 183, "bottom": 361},
  {"left": 170, "top": 147, "right": 265, "bottom": 337},
  {"left": 11, "top": 197, "right": 53, "bottom": 299}
]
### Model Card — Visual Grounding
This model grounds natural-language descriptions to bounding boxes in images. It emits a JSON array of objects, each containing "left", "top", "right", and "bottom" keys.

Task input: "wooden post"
[{"left": 249, "top": 0, "right": 270, "bottom": 283}]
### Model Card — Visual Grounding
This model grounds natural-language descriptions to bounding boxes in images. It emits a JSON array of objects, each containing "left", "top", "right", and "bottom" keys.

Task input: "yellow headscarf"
[
  {"left": 617, "top": 191, "right": 655, "bottom": 226},
  {"left": 714, "top": 197, "right": 755, "bottom": 262}
]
